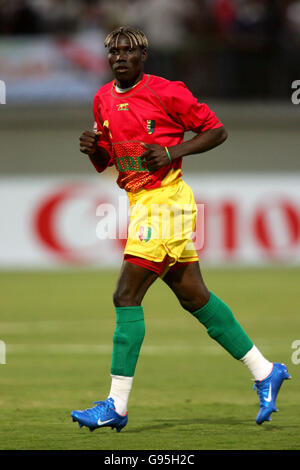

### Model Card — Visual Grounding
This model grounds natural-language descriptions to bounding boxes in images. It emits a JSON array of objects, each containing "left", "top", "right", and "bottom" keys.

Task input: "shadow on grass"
[{"left": 125, "top": 416, "right": 254, "bottom": 433}]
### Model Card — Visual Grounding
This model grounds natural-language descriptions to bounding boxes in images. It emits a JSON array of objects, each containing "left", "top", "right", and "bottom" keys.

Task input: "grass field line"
[
  {"left": 6, "top": 343, "right": 224, "bottom": 356},
  {"left": 0, "top": 319, "right": 103, "bottom": 333}
]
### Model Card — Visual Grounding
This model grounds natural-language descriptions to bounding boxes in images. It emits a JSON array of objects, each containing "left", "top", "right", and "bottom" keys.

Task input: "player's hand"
[
  {"left": 141, "top": 143, "right": 172, "bottom": 171},
  {"left": 79, "top": 130, "right": 102, "bottom": 156}
]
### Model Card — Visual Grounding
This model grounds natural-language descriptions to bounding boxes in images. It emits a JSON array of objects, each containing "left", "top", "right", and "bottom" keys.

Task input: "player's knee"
[
  {"left": 113, "top": 287, "right": 141, "bottom": 307},
  {"left": 178, "top": 291, "right": 210, "bottom": 313}
]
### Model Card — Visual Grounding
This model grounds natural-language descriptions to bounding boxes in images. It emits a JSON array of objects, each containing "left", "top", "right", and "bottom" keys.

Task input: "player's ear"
[{"left": 141, "top": 48, "right": 148, "bottom": 63}]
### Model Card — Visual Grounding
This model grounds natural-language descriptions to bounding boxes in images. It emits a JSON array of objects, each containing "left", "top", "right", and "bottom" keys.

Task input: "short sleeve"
[
  {"left": 92, "top": 94, "right": 114, "bottom": 172},
  {"left": 166, "top": 81, "right": 223, "bottom": 133}
]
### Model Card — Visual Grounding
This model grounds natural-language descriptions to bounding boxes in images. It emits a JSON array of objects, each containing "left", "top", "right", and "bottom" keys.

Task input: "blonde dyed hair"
[{"left": 104, "top": 26, "right": 148, "bottom": 50}]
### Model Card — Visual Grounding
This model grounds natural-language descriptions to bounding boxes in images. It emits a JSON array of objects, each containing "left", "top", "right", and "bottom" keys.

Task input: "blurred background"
[{"left": 0, "top": 0, "right": 300, "bottom": 268}]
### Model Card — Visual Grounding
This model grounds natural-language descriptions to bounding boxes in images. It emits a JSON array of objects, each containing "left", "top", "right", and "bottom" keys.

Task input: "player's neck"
[{"left": 115, "top": 71, "right": 144, "bottom": 91}]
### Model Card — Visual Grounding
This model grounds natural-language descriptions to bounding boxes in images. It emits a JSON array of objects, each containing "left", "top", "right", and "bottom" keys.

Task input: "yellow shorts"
[{"left": 124, "top": 178, "right": 199, "bottom": 268}]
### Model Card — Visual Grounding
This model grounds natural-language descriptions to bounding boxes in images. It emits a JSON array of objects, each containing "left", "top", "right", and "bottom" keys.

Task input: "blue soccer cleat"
[
  {"left": 71, "top": 398, "right": 128, "bottom": 433},
  {"left": 253, "top": 363, "right": 291, "bottom": 425}
]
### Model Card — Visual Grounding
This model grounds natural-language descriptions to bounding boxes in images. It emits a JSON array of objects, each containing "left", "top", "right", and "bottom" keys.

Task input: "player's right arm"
[
  {"left": 79, "top": 129, "right": 101, "bottom": 156},
  {"left": 79, "top": 130, "right": 112, "bottom": 172},
  {"left": 79, "top": 92, "right": 113, "bottom": 173}
]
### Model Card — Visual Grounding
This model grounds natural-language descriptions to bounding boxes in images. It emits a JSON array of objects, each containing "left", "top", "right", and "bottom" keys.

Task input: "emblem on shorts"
[
  {"left": 117, "top": 103, "right": 129, "bottom": 111},
  {"left": 139, "top": 225, "right": 152, "bottom": 242},
  {"left": 146, "top": 120, "right": 155, "bottom": 134}
]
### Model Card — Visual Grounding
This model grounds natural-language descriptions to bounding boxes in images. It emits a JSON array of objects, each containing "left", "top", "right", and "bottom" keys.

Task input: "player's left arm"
[
  {"left": 142, "top": 81, "right": 228, "bottom": 171},
  {"left": 141, "top": 126, "right": 227, "bottom": 171}
]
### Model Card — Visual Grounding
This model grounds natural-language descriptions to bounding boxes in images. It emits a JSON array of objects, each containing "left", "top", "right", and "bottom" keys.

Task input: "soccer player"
[{"left": 71, "top": 26, "right": 290, "bottom": 432}]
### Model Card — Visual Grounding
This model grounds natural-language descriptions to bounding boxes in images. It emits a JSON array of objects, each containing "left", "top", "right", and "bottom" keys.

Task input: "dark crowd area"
[{"left": 0, "top": 0, "right": 299, "bottom": 99}]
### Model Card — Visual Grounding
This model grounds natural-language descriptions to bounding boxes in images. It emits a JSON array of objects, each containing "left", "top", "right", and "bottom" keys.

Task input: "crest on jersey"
[{"left": 146, "top": 119, "right": 155, "bottom": 134}]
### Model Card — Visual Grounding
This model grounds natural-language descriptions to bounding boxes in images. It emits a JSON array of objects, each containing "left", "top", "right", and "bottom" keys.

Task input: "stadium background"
[{"left": 0, "top": 0, "right": 300, "bottom": 451}]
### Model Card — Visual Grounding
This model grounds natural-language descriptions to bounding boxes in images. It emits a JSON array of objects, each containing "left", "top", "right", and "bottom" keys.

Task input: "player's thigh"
[
  {"left": 162, "top": 262, "right": 210, "bottom": 312},
  {"left": 113, "top": 260, "right": 158, "bottom": 307}
]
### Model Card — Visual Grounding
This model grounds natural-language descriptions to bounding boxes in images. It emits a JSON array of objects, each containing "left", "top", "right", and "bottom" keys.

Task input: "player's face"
[{"left": 107, "top": 35, "right": 147, "bottom": 87}]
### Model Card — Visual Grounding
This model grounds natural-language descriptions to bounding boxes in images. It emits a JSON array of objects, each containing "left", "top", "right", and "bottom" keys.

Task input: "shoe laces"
[
  {"left": 93, "top": 398, "right": 115, "bottom": 414},
  {"left": 81, "top": 398, "right": 114, "bottom": 418}
]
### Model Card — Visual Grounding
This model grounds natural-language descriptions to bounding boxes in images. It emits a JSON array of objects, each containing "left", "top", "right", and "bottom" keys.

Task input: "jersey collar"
[{"left": 111, "top": 74, "right": 149, "bottom": 98}]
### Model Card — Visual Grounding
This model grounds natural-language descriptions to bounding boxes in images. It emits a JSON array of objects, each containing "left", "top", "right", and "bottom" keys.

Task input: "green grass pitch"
[{"left": 0, "top": 267, "right": 299, "bottom": 450}]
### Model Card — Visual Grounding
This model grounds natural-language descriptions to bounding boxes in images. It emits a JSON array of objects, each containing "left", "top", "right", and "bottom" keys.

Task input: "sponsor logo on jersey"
[
  {"left": 117, "top": 103, "right": 129, "bottom": 111},
  {"left": 116, "top": 155, "right": 149, "bottom": 172}
]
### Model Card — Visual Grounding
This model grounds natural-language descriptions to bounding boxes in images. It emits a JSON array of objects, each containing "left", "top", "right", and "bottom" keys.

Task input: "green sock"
[
  {"left": 111, "top": 306, "right": 145, "bottom": 377},
  {"left": 191, "top": 292, "right": 253, "bottom": 360}
]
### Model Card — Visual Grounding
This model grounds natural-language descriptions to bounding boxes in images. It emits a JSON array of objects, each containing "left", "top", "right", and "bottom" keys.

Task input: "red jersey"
[{"left": 92, "top": 73, "right": 222, "bottom": 192}]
